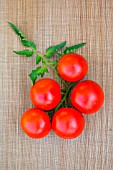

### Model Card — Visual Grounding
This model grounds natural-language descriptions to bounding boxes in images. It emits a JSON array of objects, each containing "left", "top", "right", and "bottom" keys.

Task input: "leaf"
[
  {"left": 8, "top": 22, "right": 26, "bottom": 40},
  {"left": 43, "top": 67, "right": 49, "bottom": 73},
  {"left": 13, "top": 50, "right": 33, "bottom": 57},
  {"left": 42, "top": 59, "right": 46, "bottom": 64},
  {"left": 49, "top": 60, "right": 58, "bottom": 65},
  {"left": 37, "top": 66, "right": 49, "bottom": 77},
  {"left": 36, "top": 56, "right": 42, "bottom": 64},
  {"left": 64, "top": 42, "right": 86, "bottom": 54},
  {"left": 45, "top": 60, "right": 58, "bottom": 65},
  {"left": 45, "top": 46, "right": 55, "bottom": 58},
  {"left": 56, "top": 52, "right": 62, "bottom": 57},
  {"left": 21, "top": 39, "right": 36, "bottom": 51},
  {"left": 8, "top": 22, "right": 36, "bottom": 51},
  {"left": 45, "top": 41, "right": 66, "bottom": 58},
  {"left": 29, "top": 66, "right": 49, "bottom": 84},
  {"left": 54, "top": 41, "right": 66, "bottom": 51},
  {"left": 29, "top": 71, "right": 38, "bottom": 84},
  {"left": 29, "top": 67, "right": 42, "bottom": 84}
]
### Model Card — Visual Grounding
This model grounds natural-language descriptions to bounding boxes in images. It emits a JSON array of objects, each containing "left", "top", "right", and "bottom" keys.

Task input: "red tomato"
[
  {"left": 30, "top": 78, "right": 61, "bottom": 110},
  {"left": 21, "top": 108, "right": 51, "bottom": 138},
  {"left": 70, "top": 80, "right": 104, "bottom": 114},
  {"left": 58, "top": 53, "right": 88, "bottom": 82},
  {"left": 52, "top": 108, "right": 85, "bottom": 139}
]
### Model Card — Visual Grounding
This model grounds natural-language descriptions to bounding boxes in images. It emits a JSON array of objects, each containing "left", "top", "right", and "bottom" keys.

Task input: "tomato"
[
  {"left": 21, "top": 108, "right": 51, "bottom": 138},
  {"left": 57, "top": 53, "right": 88, "bottom": 82},
  {"left": 30, "top": 78, "right": 61, "bottom": 110},
  {"left": 52, "top": 108, "right": 85, "bottom": 139},
  {"left": 70, "top": 80, "right": 104, "bottom": 114}
]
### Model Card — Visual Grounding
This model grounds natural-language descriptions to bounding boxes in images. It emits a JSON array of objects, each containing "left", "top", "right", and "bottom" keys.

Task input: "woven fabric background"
[{"left": 0, "top": 0, "right": 113, "bottom": 170}]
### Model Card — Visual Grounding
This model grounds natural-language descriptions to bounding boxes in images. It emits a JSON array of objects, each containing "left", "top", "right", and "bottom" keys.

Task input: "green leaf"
[
  {"left": 64, "top": 42, "right": 86, "bottom": 54},
  {"left": 37, "top": 66, "right": 49, "bottom": 77},
  {"left": 29, "top": 67, "right": 42, "bottom": 84},
  {"left": 29, "top": 66, "right": 49, "bottom": 84},
  {"left": 8, "top": 22, "right": 26, "bottom": 40},
  {"left": 8, "top": 22, "right": 36, "bottom": 51},
  {"left": 29, "top": 71, "right": 38, "bottom": 84},
  {"left": 56, "top": 52, "right": 62, "bottom": 57},
  {"left": 21, "top": 39, "right": 36, "bottom": 51},
  {"left": 42, "top": 59, "right": 46, "bottom": 64},
  {"left": 36, "top": 56, "right": 42, "bottom": 64},
  {"left": 36, "top": 66, "right": 44, "bottom": 77},
  {"left": 45, "top": 41, "right": 66, "bottom": 58},
  {"left": 13, "top": 50, "right": 33, "bottom": 57},
  {"left": 54, "top": 41, "right": 66, "bottom": 51},
  {"left": 45, "top": 46, "right": 55, "bottom": 58},
  {"left": 43, "top": 67, "right": 49, "bottom": 73},
  {"left": 49, "top": 60, "right": 58, "bottom": 65}
]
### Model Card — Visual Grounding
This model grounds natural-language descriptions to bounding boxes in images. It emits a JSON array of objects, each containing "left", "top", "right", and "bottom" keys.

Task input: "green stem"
[
  {"left": 49, "top": 65, "right": 68, "bottom": 87},
  {"left": 64, "top": 98, "right": 68, "bottom": 107},
  {"left": 54, "top": 82, "right": 77, "bottom": 112},
  {"left": 35, "top": 51, "right": 78, "bottom": 118},
  {"left": 35, "top": 51, "right": 68, "bottom": 88}
]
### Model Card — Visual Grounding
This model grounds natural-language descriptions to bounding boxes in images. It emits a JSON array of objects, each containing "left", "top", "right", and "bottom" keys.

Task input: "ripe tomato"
[
  {"left": 57, "top": 53, "right": 88, "bottom": 82},
  {"left": 52, "top": 108, "right": 85, "bottom": 139},
  {"left": 21, "top": 108, "right": 51, "bottom": 138},
  {"left": 30, "top": 78, "right": 61, "bottom": 110},
  {"left": 70, "top": 80, "right": 104, "bottom": 114}
]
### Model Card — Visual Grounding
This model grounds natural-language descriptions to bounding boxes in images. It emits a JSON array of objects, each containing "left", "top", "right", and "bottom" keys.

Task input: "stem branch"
[
  {"left": 35, "top": 51, "right": 68, "bottom": 87},
  {"left": 35, "top": 51, "right": 78, "bottom": 119},
  {"left": 54, "top": 82, "right": 77, "bottom": 112},
  {"left": 49, "top": 65, "right": 68, "bottom": 87}
]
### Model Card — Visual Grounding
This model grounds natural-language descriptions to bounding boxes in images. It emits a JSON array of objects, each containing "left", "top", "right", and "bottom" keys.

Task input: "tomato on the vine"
[
  {"left": 30, "top": 78, "right": 61, "bottom": 110},
  {"left": 70, "top": 80, "right": 104, "bottom": 114},
  {"left": 57, "top": 53, "right": 88, "bottom": 82},
  {"left": 52, "top": 108, "right": 85, "bottom": 139},
  {"left": 21, "top": 108, "right": 51, "bottom": 138}
]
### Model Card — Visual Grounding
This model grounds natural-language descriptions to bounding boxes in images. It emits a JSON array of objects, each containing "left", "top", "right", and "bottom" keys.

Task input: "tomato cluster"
[
  {"left": 8, "top": 23, "right": 104, "bottom": 140},
  {"left": 21, "top": 53, "right": 104, "bottom": 139}
]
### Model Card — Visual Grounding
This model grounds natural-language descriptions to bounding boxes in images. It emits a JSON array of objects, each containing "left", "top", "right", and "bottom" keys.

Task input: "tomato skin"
[
  {"left": 58, "top": 53, "right": 88, "bottom": 82},
  {"left": 70, "top": 80, "right": 104, "bottom": 114},
  {"left": 21, "top": 108, "right": 51, "bottom": 138},
  {"left": 30, "top": 78, "right": 61, "bottom": 110},
  {"left": 52, "top": 108, "right": 85, "bottom": 139}
]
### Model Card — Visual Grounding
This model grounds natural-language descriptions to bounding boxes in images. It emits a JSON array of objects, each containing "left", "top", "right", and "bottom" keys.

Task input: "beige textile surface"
[{"left": 0, "top": 0, "right": 113, "bottom": 170}]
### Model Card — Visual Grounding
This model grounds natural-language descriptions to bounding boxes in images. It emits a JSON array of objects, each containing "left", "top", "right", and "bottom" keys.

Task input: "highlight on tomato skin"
[
  {"left": 52, "top": 108, "right": 85, "bottom": 139},
  {"left": 70, "top": 80, "right": 104, "bottom": 114},
  {"left": 21, "top": 108, "right": 51, "bottom": 139},
  {"left": 57, "top": 53, "right": 88, "bottom": 82},
  {"left": 30, "top": 78, "right": 62, "bottom": 111}
]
